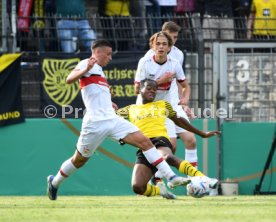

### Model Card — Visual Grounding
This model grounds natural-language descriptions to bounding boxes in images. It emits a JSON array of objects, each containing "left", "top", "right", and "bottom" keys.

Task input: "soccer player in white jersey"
[
  {"left": 143, "top": 22, "right": 199, "bottom": 172},
  {"left": 47, "top": 40, "right": 190, "bottom": 200}
]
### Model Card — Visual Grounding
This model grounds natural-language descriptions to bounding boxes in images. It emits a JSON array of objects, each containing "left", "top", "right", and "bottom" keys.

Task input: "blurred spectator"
[
  {"left": 232, "top": 0, "right": 252, "bottom": 39},
  {"left": 56, "top": 0, "right": 96, "bottom": 53},
  {"left": 145, "top": 0, "right": 161, "bottom": 36},
  {"left": 200, "top": 0, "right": 235, "bottom": 52},
  {"left": 174, "top": 0, "right": 196, "bottom": 15},
  {"left": 98, "top": 0, "right": 133, "bottom": 51},
  {"left": 43, "top": 0, "right": 58, "bottom": 51},
  {"left": 17, "top": 0, "right": 34, "bottom": 51},
  {"left": 16, "top": 0, "right": 57, "bottom": 52},
  {"left": 33, "top": 0, "right": 46, "bottom": 31},
  {"left": 129, "top": 0, "right": 147, "bottom": 50},
  {"left": 32, "top": 0, "right": 47, "bottom": 52},
  {"left": 17, "top": 0, "right": 33, "bottom": 33},
  {"left": 247, "top": 0, "right": 276, "bottom": 40},
  {"left": 196, "top": 0, "right": 205, "bottom": 17},
  {"left": 145, "top": 0, "right": 161, "bottom": 16},
  {"left": 157, "top": 0, "right": 177, "bottom": 16},
  {"left": 173, "top": 0, "right": 197, "bottom": 43},
  {"left": 233, "top": 0, "right": 252, "bottom": 17}
]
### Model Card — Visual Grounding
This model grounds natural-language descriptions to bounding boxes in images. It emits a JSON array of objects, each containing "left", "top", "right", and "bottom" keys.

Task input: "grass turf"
[{"left": 0, "top": 196, "right": 275, "bottom": 222}]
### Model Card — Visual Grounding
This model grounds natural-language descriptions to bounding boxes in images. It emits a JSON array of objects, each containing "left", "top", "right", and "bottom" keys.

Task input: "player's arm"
[
  {"left": 176, "top": 62, "right": 193, "bottom": 117},
  {"left": 177, "top": 81, "right": 184, "bottom": 100},
  {"left": 66, "top": 57, "right": 97, "bottom": 84},
  {"left": 177, "top": 52, "right": 185, "bottom": 99},
  {"left": 178, "top": 79, "right": 194, "bottom": 118},
  {"left": 178, "top": 80, "right": 190, "bottom": 106},
  {"left": 134, "top": 57, "right": 146, "bottom": 94},
  {"left": 174, "top": 61, "right": 190, "bottom": 106},
  {"left": 156, "top": 72, "right": 176, "bottom": 85},
  {"left": 165, "top": 102, "right": 219, "bottom": 138},
  {"left": 172, "top": 115, "right": 220, "bottom": 138}
]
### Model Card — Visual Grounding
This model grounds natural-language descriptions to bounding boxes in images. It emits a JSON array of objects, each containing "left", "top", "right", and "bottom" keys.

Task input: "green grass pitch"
[{"left": 0, "top": 196, "right": 275, "bottom": 222}]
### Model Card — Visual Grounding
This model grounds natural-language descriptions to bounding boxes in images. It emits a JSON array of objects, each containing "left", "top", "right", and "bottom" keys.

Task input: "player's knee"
[
  {"left": 170, "top": 140, "right": 176, "bottom": 148},
  {"left": 72, "top": 159, "right": 87, "bottom": 168},
  {"left": 132, "top": 183, "right": 146, "bottom": 195},
  {"left": 139, "top": 138, "right": 154, "bottom": 150},
  {"left": 184, "top": 136, "right": 196, "bottom": 148},
  {"left": 169, "top": 139, "right": 177, "bottom": 153},
  {"left": 171, "top": 145, "right": 176, "bottom": 154},
  {"left": 161, "top": 152, "right": 169, "bottom": 160},
  {"left": 71, "top": 149, "right": 89, "bottom": 168},
  {"left": 162, "top": 153, "right": 174, "bottom": 165},
  {"left": 71, "top": 156, "right": 88, "bottom": 168}
]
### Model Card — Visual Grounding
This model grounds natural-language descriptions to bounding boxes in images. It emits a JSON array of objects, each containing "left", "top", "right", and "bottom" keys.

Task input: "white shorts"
[
  {"left": 77, "top": 115, "right": 139, "bottom": 157},
  {"left": 166, "top": 105, "right": 190, "bottom": 138}
]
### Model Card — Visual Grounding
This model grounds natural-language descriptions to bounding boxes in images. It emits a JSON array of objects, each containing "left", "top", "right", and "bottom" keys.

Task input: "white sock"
[
  {"left": 185, "top": 148, "right": 198, "bottom": 168},
  {"left": 143, "top": 147, "right": 175, "bottom": 180},
  {"left": 155, "top": 171, "right": 163, "bottom": 179},
  {"left": 52, "top": 158, "right": 77, "bottom": 188}
]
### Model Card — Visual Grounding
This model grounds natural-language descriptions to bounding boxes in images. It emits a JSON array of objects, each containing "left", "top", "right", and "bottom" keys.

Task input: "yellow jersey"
[
  {"left": 116, "top": 100, "right": 176, "bottom": 140},
  {"left": 104, "top": 0, "right": 130, "bottom": 16},
  {"left": 250, "top": 0, "right": 276, "bottom": 35}
]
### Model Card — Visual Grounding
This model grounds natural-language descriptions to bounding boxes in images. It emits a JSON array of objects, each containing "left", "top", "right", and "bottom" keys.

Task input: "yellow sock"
[
  {"left": 143, "top": 184, "right": 160, "bottom": 197},
  {"left": 179, "top": 160, "right": 204, "bottom": 177}
]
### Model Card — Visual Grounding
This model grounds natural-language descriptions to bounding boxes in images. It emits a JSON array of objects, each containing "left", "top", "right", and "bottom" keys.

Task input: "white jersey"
[
  {"left": 77, "top": 59, "right": 116, "bottom": 121},
  {"left": 135, "top": 55, "right": 186, "bottom": 107},
  {"left": 144, "top": 46, "right": 184, "bottom": 105}
]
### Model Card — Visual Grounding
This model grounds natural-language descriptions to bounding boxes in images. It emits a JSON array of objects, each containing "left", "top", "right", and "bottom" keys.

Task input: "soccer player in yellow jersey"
[{"left": 117, "top": 79, "right": 220, "bottom": 199}]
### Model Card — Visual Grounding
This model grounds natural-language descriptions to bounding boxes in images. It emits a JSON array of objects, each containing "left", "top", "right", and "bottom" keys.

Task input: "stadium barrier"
[
  {"left": 0, "top": 118, "right": 274, "bottom": 196},
  {"left": 221, "top": 121, "right": 275, "bottom": 195}
]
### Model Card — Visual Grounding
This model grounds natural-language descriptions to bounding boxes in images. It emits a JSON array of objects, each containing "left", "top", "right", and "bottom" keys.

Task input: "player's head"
[
  {"left": 140, "top": 79, "right": 158, "bottom": 103},
  {"left": 149, "top": 31, "right": 173, "bottom": 56},
  {"left": 91, "top": 40, "right": 113, "bottom": 67},
  {"left": 162, "top": 21, "right": 181, "bottom": 45}
]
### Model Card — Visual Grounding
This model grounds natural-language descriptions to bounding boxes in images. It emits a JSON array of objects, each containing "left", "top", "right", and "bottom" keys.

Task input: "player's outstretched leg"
[{"left": 47, "top": 175, "right": 58, "bottom": 200}]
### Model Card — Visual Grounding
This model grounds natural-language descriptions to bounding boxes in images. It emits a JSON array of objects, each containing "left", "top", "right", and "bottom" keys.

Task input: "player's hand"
[
  {"left": 112, "top": 102, "right": 118, "bottom": 111},
  {"left": 182, "top": 105, "right": 195, "bottom": 119},
  {"left": 203, "top": 130, "right": 221, "bottom": 138},
  {"left": 178, "top": 97, "right": 189, "bottom": 106},
  {"left": 87, "top": 56, "right": 97, "bottom": 71},
  {"left": 159, "top": 72, "right": 175, "bottom": 83}
]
